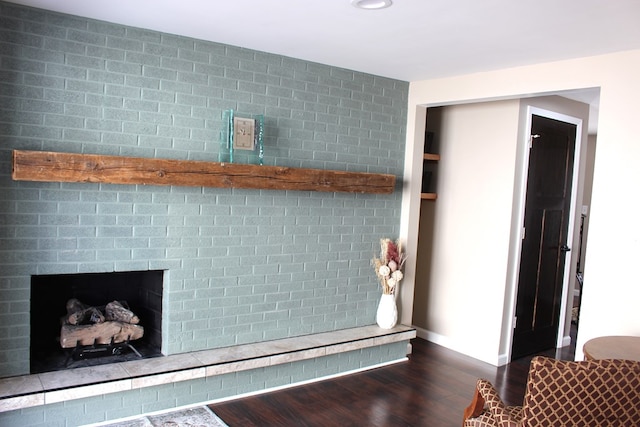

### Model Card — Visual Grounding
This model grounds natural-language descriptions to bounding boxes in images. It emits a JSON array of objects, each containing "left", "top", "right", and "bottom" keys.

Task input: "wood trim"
[
  {"left": 12, "top": 150, "right": 396, "bottom": 194},
  {"left": 423, "top": 153, "right": 440, "bottom": 161},
  {"left": 420, "top": 193, "right": 437, "bottom": 200}
]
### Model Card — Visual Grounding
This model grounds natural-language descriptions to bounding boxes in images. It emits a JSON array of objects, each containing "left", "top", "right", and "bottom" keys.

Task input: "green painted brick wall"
[{"left": 0, "top": 1, "right": 409, "bottom": 424}]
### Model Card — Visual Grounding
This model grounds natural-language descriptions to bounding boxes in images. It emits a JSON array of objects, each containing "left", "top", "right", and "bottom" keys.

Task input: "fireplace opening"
[{"left": 30, "top": 270, "right": 164, "bottom": 374}]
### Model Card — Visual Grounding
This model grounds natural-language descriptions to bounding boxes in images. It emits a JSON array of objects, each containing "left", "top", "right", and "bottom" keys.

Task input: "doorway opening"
[{"left": 410, "top": 90, "right": 598, "bottom": 366}]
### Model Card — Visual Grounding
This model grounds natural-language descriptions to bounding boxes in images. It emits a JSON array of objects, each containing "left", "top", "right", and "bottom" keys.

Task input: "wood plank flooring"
[{"left": 209, "top": 334, "right": 576, "bottom": 427}]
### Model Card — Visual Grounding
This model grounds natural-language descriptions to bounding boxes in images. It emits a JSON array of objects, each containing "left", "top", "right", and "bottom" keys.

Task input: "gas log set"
[{"left": 61, "top": 298, "right": 144, "bottom": 359}]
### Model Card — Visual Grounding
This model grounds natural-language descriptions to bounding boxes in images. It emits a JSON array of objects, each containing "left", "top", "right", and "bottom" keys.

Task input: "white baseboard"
[
  {"left": 412, "top": 325, "right": 506, "bottom": 366},
  {"left": 414, "top": 325, "right": 573, "bottom": 367},
  {"left": 497, "top": 353, "right": 510, "bottom": 366}
]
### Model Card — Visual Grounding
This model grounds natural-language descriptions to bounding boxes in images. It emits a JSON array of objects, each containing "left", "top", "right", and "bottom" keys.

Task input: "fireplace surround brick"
[{"left": 0, "top": 1, "right": 408, "bottom": 424}]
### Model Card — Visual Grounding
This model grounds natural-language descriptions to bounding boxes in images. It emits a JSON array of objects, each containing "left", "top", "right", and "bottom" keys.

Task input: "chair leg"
[{"left": 462, "top": 385, "right": 485, "bottom": 426}]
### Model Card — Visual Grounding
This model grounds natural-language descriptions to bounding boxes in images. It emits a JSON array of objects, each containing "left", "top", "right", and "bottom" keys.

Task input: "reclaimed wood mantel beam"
[{"left": 12, "top": 150, "right": 396, "bottom": 194}]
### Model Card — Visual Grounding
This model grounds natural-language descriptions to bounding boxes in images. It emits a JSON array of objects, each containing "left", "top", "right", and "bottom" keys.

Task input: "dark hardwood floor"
[{"left": 209, "top": 327, "right": 577, "bottom": 427}]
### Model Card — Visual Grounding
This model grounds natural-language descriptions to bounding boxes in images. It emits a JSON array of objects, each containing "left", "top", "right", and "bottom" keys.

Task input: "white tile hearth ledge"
[{"left": 0, "top": 325, "right": 415, "bottom": 412}]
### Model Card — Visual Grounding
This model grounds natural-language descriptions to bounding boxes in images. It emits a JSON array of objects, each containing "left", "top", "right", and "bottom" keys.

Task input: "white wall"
[
  {"left": 412, "top": 100, "right": 520, "bottom": 365},
  {"left": 400, "top": 50, "right": 640, "bottom": 363}
]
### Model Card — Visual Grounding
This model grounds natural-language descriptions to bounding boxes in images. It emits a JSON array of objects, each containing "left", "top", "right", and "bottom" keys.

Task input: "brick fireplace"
[
  {"left": 30, "top": 270, "right": 164, "bottom": 374},
  {"left": 0, "top": 2, "right": 409, "bottom": 425}
]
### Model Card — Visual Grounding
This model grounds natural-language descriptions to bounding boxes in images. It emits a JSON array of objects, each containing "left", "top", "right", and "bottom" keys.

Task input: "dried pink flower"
[{"left": 372, "top": 238, "right": 406, "bottom": 295}]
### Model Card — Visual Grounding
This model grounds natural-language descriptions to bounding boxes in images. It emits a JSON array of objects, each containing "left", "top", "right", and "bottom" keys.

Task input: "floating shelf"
[
  {"left": 420, "top": 193, "right": 437, "bottom": 200},
  {"left": 12, "top": 150, "right": 396, "bottom": 194},
  {"left": 421, "top": 152, "right": 440, "bottom": 200}
]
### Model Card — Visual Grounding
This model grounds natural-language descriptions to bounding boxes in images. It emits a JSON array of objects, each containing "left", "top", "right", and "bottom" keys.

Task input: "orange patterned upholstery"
[{"left": 463, "top": 356, "right": 640, "bottom": 427}]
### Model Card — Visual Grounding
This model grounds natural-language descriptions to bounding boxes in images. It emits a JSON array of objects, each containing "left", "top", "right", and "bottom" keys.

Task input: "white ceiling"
[
  {"left": 7, "top": 0, "right": 640, "bottom": 132},
  {"left": 7, "top": 0, "right": 640, "bottom": 82}
]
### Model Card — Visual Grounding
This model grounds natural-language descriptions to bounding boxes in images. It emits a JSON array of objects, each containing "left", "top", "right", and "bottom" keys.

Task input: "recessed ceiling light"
[{"left": 351, "top": 0, "right": 393, "bottom": 10}]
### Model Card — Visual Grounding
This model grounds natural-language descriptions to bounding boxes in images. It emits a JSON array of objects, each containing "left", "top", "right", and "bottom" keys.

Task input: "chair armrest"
[{"left": 463, "top": 379, "right": 520, "bottom": 427}]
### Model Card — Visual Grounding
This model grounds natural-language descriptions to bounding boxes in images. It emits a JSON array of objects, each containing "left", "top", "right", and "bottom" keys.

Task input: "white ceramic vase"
[{"left": 376, "top": 293, "right": 398, "bottom": 329}]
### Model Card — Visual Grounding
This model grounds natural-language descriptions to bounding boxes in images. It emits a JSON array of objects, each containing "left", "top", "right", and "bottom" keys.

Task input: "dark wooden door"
[{"left": 511, "top": 114, "right": 576, "bottom": 360}]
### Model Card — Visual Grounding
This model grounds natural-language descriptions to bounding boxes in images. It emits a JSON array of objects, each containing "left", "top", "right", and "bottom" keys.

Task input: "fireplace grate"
[{"left": 67, "top": 337, "right": 143, "bottom": 364}]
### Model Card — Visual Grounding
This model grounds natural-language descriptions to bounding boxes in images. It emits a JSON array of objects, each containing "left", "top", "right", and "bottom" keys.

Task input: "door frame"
[{"left": 507, "top": 105, "right": 583, "bottom": 360}]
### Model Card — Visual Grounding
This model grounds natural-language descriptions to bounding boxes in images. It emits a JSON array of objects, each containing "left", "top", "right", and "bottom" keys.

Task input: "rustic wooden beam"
[{"left": 12, "top": 150, "right": 395, "bottom": 194}]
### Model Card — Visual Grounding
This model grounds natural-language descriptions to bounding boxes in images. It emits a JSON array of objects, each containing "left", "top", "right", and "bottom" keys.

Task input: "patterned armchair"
[{"left": 462, "top": 356, "right": 640, "bottom": 427}]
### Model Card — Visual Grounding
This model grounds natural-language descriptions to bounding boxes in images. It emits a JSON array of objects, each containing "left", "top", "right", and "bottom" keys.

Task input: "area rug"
[{"left": 99, "top": 406, "right": 229, "bottom": 427}]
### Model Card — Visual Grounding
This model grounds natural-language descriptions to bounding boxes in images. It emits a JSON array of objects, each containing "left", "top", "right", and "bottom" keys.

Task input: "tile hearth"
[{"left": 0, "top": 325, "right": 415, "bottom": 413}]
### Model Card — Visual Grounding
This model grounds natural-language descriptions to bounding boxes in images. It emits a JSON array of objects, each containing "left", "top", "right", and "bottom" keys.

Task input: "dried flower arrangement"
[{"left": 372, "top": 238, "right": 406, "bottom": 295}]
